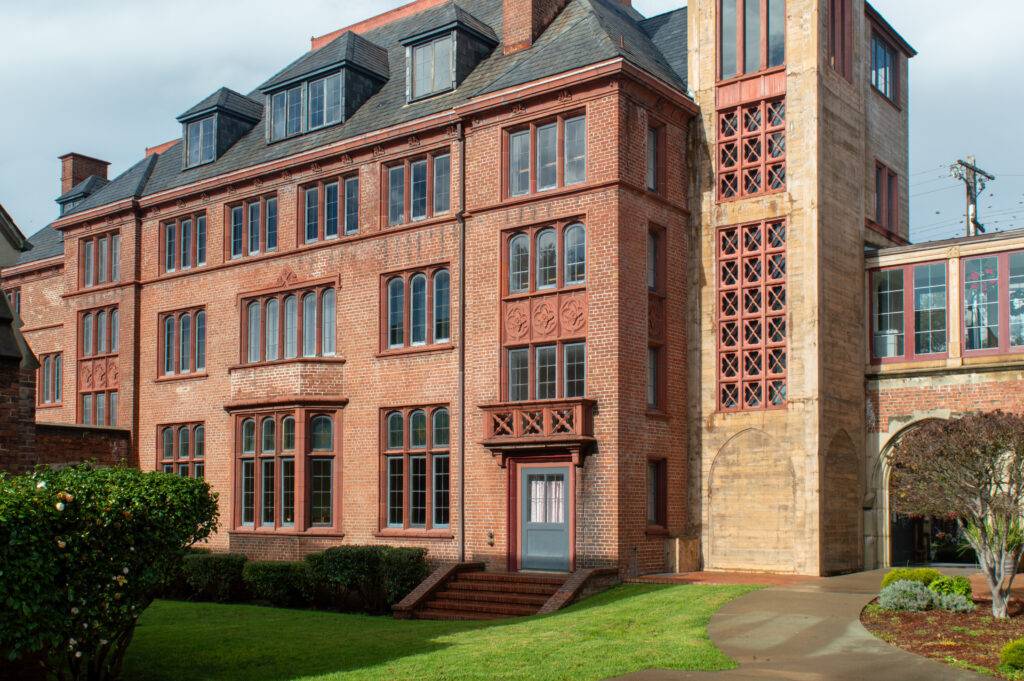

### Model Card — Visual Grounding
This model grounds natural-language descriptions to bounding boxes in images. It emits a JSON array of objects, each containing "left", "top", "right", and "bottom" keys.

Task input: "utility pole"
[{"left": 950, "top": 156, "right": 996, "bottom": 236}]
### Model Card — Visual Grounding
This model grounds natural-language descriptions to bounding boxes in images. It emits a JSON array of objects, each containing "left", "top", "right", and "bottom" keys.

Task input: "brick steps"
[
  {"left": 446, "top": 579, "right": 562, "bottom": 596},
  {"left": 415, "top": 608, "right": 504, "bottom": 621},
  {"left": 411, "top": 570, "right": 569, "bottom": 620}
]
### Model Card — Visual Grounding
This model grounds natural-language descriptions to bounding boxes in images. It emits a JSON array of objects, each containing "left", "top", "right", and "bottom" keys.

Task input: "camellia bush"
[{"left": 0, "top": 465, "right": 218, "bottom": 681}]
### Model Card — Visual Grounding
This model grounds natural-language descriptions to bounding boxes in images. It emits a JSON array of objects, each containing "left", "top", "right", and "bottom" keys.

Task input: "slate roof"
[
  {"left": 56, "top": 174, "right": 109, "bottom": 203},
  {"left": 177, "top": 87, "right": 263, "bottom": 123},
  {"left": 31, "top": 0, "right": 687, "bottom": 266},
  {"left": 259, "top": 31, "right": 391, "bottom": 91},
  {"left": 399, "top": 3, "right": 498, "bottom": 45},
  {"left": 15, "top": 224, "right": 64, "bottom": 266}
]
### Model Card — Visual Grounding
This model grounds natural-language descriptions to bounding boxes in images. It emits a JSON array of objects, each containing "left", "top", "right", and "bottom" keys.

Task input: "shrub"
[
  {"left": 929, "top": 576, "right": 973, "bottom": 599},
  {"left": 182, "top": 552, "right": 247, "bottom": 602},
  {"left": 936, "top": 592, "right": 976, "bottom": 613},
  {"left": 878, "top": 580, "right": 933, "bottom": 611},
  {"left": 303, "top": 546, "right": 429, "bottom": 613},
  {"left": 243, "top": 561, "right": 309, "bottom": 608},
  {"left": 0, "top": 464, "right": 218, "bottom": 681},
  {"left": 880, "top": 567, "right": 943, "bottom": 590},
  {"left": 1002, "top": 638, "right": 1024, "bottom": 670}
]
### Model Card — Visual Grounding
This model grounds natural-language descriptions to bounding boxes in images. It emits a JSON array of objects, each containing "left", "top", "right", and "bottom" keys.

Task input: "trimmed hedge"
[
  {"left": 182, "top": 552, "right": 248, "bottom": 602},
  {"left": 242, "top": 561, "right": 309, "bottom": 608},
  {"left": 929, "top": 575, "right": 972, "bottom": 599},
  {"left": 1002, "top": 638, "right": 1024, "bottom": 670},
  {"left": 880, "top": 567, "right": 943, "bottom": 590}
]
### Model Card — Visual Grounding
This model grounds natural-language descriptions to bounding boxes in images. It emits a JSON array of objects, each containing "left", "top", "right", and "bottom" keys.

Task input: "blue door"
[{"left": 520, "top": 467, "right": 570, "bottom": 572}]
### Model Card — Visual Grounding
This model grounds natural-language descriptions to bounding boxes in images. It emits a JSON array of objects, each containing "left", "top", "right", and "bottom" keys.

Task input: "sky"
[{"left": 1, "top": 0, "right": 1021, "bottom": 243}]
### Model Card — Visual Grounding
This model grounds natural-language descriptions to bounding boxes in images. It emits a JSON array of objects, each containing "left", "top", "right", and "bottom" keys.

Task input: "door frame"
[{"left": 507, "top": 455, "right": 576, "bottom": 572}]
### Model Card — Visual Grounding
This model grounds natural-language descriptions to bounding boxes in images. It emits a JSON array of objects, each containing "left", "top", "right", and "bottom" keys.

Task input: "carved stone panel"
[
  {"left": 501, "top": 291, "right": 588, "bottom": 346},
  {"left": 78, "top": 357, "right": 119, "bottom": 392}
]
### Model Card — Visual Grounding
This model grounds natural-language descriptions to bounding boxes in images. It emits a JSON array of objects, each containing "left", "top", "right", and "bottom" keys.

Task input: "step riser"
[
  {"left": 425, "top": 599, "right": 539, "bottom": 616},
  {"left": 458, "top": 572, "right": 567, "bottom": 586},
  {"left": 433, "top": 590, "right": 549, "bottom": 606},
  {"left": 447, "top": 581, "right": 560, "bottom": 596},
  {"left": 409, "top": 570, "right": 569, "bottom": 621},
  {"left": 416, "top": 609, "right": 502, "bottom": 621}
]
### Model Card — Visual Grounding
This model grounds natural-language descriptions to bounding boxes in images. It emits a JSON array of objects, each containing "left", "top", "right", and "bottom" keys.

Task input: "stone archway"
[{"left": 707, "top": 429, "right": 796, "bottom": 572}]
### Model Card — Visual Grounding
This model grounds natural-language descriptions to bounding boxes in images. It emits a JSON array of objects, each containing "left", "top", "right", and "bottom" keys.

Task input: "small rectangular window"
[
  {"left": 410, "top": 456, "right": 427, "bottom": 527},
  {"left": 265, "top": 199, "right": 277, "bottom": 252},
  {"left": 309, "top": 458, "right": 333, "bottom": 526},
  {"left": 508, "top": 348, "right": 529, "bottom": 401},
  {"left": 271, "top": 86, "right": 302, "bottom": 141},
  {"left": 280, "top": 458, "right": 295, "bottom": 526},
  {"left": 411, "top": 159, "right": 428, "bottom": 221},
  {"left": 186, "top": 117, "right": 216, "bottom": 167},
  {"left": 411, "top": 34, "right": 453, "bottom": 99},
  {"left": 261, "top": 459, "right": 275, "bottom": 526},
  {"left": 646, "top": 127, "right": 659, "bottom": 192},
  {"left": 535, "top": 345, "right": 557, "bottom": 399},
  {"left": 913, "top": 263, "right": 947, "bottom": 356},
  {"left": 247, "top": 201, "right": 261, "bottom": 254},
  {"left": 563, "top": 116, "right": 586, "bottom": 185},
  {"left": 84, "top": 240, "right": 95, "bottom": 287},
  {"left": 111, "top": 235, "right": 121, "bottom": 282},
  {"left": 433, "top": 155, "right": 450, "bottom": 215},
  {"left": 648, "top": 231, "right": 659, "bottom": 291},
  {"left": 564, "top": 342, "right": 586, "bottom": 398},
  {"left": 344, "top": 177, "right": 359, "bottom": 234},
  {"left": 325, "top": 182, "right": 339, "bottom": 239},
  {"left": 82, "top": 394, "right": 93, "bottom": 425},
  {"left": 97, "top": 237, "right": 108, "bottom": 284},
  {"left": 305, "top": 187, "right": 319, "bottom": 243},
  {"left": 872, "top": 269, "right": 904, "bottom": 358},
  {"left": 387, "top": 456, "right": 404, "bottom": 527},
  {"left": 164, "top": 225, "right": 176, "bottom": 272},
  {"left": 180, "top": 219, "right": 192, "bottom": 269},
  {"left": 389, "top": 165, "right": 405, "bottom": 226},
  {"left": 647, "top": 346, "right": 660, "bottom": 409},
  {"left": 536, "top": 123, "right": 557, "bottom": 191},
  {"left": 509, "top": 131, "right": 530, "bottom": 196},
  {"left": 871, "top": 34, "right": 898, "bottom": 100},
  {"left": 647, "top": 460, "right": 666, "bottom": 526},
  {"left": 231, "top": 206, "right": 244, "bottom": 259},
  {"left": 241, "top": 459, "right": 255, "bottom": 525},
  {"left": 433, "top": 455, "right": 450, "bottom": 527}
]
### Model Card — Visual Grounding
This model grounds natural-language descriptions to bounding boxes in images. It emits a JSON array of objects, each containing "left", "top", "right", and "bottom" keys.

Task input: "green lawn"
[{"left": 122, "top": 583, "right": 756, "bottom": 681}]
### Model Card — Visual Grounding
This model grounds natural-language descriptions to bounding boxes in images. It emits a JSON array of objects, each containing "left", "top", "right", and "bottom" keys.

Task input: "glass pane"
[
  {"left": 433, "top": 270, "right": 450, "bottom": 342},
  {"left": 325, "top": 182, "right": 339, "bottom": 238},
  {"left": 411, "top": 160, "right": 428, "bottom": 220},
  {"left": 322, "top": 289, "right": 336, "bottom": 356},
  {"left": 162, "top": 428, "right": 173, "bottom": 459},
  {"left": 272, "top": 92, "right": 286, "bottom": 141},
  {"left": 110, "top": 393, "right": 118, "bottom": 427},
  {"left": 265, "top": 199, "right": 277, "bottom": 252},
  {"left": 547, "top": 476, "right": 564, "bottom": 523},
  {"left": 311, "top": 416, "right": 333, "bottom": 451},
  {"left": 536, "top": 229, "right": 557, "bottom": 289},
  {"left": 309, "top": 77, "right": 325, "bottom": 129},
  {"left": 433, "top": 455, "right": 450, "bottom": 527},
  {"left": 280, "top": 458, "right": 295, "bottom": 526},
  {"left": 536, "top": 123, "right": 557, "bottom": 191},
  {"left": 648, "top": 347, "right": 658, "bottom": 407},
  {"left": 646, "top": 128, "right": 658, "bottom": 191},
  {"left": 247, "top": 302, "right": 261, "bottom": 363},
  {"left": 310, "top": 458, "right": 333, "bottom": 526},
  {"left": 433, "top": 155, "right": 450, "bottom": 214},
  {"left": 432, "top": 35, "right": 452, "bottom": 92},
  {"left": 305, "top": 187, "right": 319, "bottom": 243},
  {"left": 195, "top": 311, "right": 205, "bottom": 371},
  {"left": 508, "top": 348, "right": 529, "bottom": 401},
  {"left": 179, "top": 314, "right": 191, "bottom": 372},
  {"left": 647, "top": 461, "right": 659, "bottom": 524},
  {"left": 744, "top": 0, "right": 762, "bottom": 73},
  {"left": 162, "top": 316, "right": 174, "bottom": 373},
  {"left": 410, "top": 410, "right": 427, "bottom": 448},
  {"left": 1011, "top": 253, "right": 1024, "bottom": 347},
  {"left": 286, "top": 86, "right": 302, "bottom": 136},
  {"left": 247, "top": 202, "right": 260, "bottom": 254},
  {"left": 261, "top": 459, "right": 275, "bottom": 525},
  {"left": 535, "top": 345, "right": 557, "bottom": 399},
  {"left": 111, "top": 310, "right": 119, "bottom": 353},
  {"left": 564, "top": 342, "right": 586, "bottom": 398},
  {"left": 261, "top": 419, "right": 275, "bottom": 453},
  {"left": 178, "top": 427, "right": 190, "bottom": 458},
  {"left": 387, "top": 457, "right": 404, "bottom": 527},
  {"left": 913, "top": 263, "right": 947, "bottom": 355},
  {"left": 387, "top": 413, "right": 404, "bottom": 450},
  {"left": 231, "top": 206, "right": 243, "bottom": 258},
  {"left": 413, "top": 42, "right": 433, "bottom": 98},
  {"left": 82, "top": 394, "right": 92, "bottom": 425},
  {"left": 164, "top": 225, "right": 175, "bottom": 271},
  {"left": 389, "top": 166, "right": 405, "bottom": 225},
  {"left": 201, "top": 117, "right": 215, "bottom": 163},
  {"left": 187, "top": 120, "right": 201, "bottom": 166},
  {"left": 432, "top": 408, "right": 450, "bottom": 447},
  {"left": 509, "top": 234, "right": 530, "bottom": 293},
  {"left": 96, "top": 391, "right": 106, "bottom": 425},
  {"left": 326, "top": 72, "right": 343, "bottom": 125},
  {"left": 302, "top": 292, "right": 317, "bottom": 357},
  {"left": 97, "top": 237, "right": 108, "bottom": 283},
  {"left": 873, "top": 269, "right": 904, "bottom": 358},
  {"left": 964, "top": 257, "right": 999, "bottom": 351},
  {"left": 529, "top": 475, "right": 546, "bottom": 522},
  {"left": 720, "top": 0, "right": 738, "bottom": 78},
  {"left": 241, "top": 460, "right": 255, "bottom": 525},
  {"left": 565, "top": 224, "right": 585, "bottom": 285},
  {"left": 344, "top": 177, "right": 359, "bottom": 234},
  {"left": 282, "top": 417, "right": 295, "bottom": 451},
  {"left": 510, "top": 131, "right": 530, "bottom": 196},
  {"left": 242, "top": 419, "right": 256, "bottom": 454},
  {"left": 194, "top": 426, "right": 204, "bottom": 459},
  {"left": 767, "top": 0, "right": 785, "bottom": 67},
  {"left": 265, "top": 300, "right": 279, "bottom": 361},
  {"left": 179, "top": 220, "right": 191, "bottom": 269},
  {"left": 111, "top": 234, "right": 121, "bottom": 281},
  {"left": 84, "top": 240, "right": 95, "bottom": 286},
  {"left": 411, "top": 275, "right": 427, "bottom": 345},
  {"left": 563, "top": 116, "right": 586, "bottom": 185},
  {"left": 284, "top": 296, "right": 298, "bottom": 359},
  {"left": 410, "top": 456, "right": 427, "bottom": 527},
  {"left": 388, "top": 278, "right": 404, "bottom": 348},
  {"left": 97, "top": 311, "right": 108, "bottom": 354}
]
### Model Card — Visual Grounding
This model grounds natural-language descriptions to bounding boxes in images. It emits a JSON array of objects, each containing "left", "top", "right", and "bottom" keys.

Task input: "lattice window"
[
  {"left": 717, "top": 219, "right": 787, "bottom": 411},
  {"left": 717, "top": 98, "right": 786, "bottom": 201}
]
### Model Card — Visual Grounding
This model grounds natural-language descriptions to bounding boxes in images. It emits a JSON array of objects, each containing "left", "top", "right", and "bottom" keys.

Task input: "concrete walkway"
[{"left": 611, "top": 569, "right": 986, "bottom": 681}]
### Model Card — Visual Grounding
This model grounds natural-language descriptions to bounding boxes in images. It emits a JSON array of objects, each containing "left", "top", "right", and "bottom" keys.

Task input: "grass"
[{"left": 122, "top": 583, "right": 756, "bottom": 681}]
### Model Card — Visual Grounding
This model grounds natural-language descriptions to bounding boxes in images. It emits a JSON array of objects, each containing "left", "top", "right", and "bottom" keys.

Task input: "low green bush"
[
  {"left": 1001, "top": 638, "right": 1024, "bottom": 670},
  {"left": 880, "top": 567, "right": 942, "bottom": 590},
  {"left": 303, "top": 546, "right": 429, "bottom": 613},
  {"left": 242, "top": 561, "right": 309, "bottom": 608},
  {"left": 935, "top": 592, "right": 975, "bottom": 613},
  {"left": 878, "top": 580, "right": 933, "bottom": 611},
  {"left": 928, "top": 575, "right": 972, "bottom": 599},
  {"left": 182, "top": 552, "right": 247, "bottom": 602}
]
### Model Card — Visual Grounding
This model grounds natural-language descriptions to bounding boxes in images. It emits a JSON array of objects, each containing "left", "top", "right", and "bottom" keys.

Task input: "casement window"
[
  {"left": 383, "top": 266, "right": 451, "bottom": 351},
  {"left": 385, "top": 153, "right": 451, "bottom": 226},
  {"left": 302, "top": 176, "right": 358, "bottom": 243},
  {"left": 159, "top": 307, "right": 207, "bottom": 376},
  {"left": 241, "top": 284, "right": 336, "bottom": 364},
  {"left": 159, "top": 423, "right": 205, "bottom": 479},
  {"left": 646, "top": 126, "right": 661, "bottom": 192},
  {"left": 870, "top": 33, "right": 898, "bottom": 101},
  {"left": 4, "top": 288, "right": 20, "bottom": 317},
  {"left": 505, "top": 342, "right": 587, "bottom": 401},
  {"left": 80, "top": 232, "right": 120, "bottom": 288},
  {"left": 719, "top": 0, "right": 786, "bottom": 80},
  {"left": 871, "top": 262, "right": 947, "bottom": 362},
  {"left": 236, "top": 411, "right": 338, "bottom": 530},
  {"left": 270, "top": 85, "right": 303, "bottom": 141},
  {"left": 505, "top": 222, "right": 586, "bottom": 295},
  {"left": 80, "top": 391, "right": 117, "bottom": 427},
  {"left": 308, "top": 72, "right": 343, "bottom": 130},
  {"left": 717, "top": 220, "right": 788, "bottom": 411},
  {"left": 80, "top": 306, "right": 119, "bottom": 358},
  {"left": 409, "top": 34, "right": 454, "bottom": 100},
  {"left": 185, "top": 116, "right": 216, "bottom": 168},
  {"left": 962, "top": 252, "right": 1024, "bottom": 355},
  {"left": 506, "top": 113, "right": 587, "bottom": 198},
  {"left": 38, "top": 352, "right": 62, "bottom": 406},
  {"left": 382, "top": 406, "right": 451, "bottom": 530},
  {"left": 829, "top": 0, "right": 852, "bottom": 80},
  {"left": 161, "top": 213, "right": 206, "bottom": 273},
  {"left": 646, "top": 459, "right": 667, "bottom": 527},
  {"left": 718, "top": 98, "right": 786, "bottom": 200},
  {"left": 874, "top": 163, "right": 898, "bottom": 232},
  {"left": 228, "top": 196, "right": 276, "bottom": 259}
]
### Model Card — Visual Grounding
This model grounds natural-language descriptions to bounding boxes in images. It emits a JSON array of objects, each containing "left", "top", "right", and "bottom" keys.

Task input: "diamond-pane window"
[{"left": 717, "top": 220, "right": 788, "bottom": 412}]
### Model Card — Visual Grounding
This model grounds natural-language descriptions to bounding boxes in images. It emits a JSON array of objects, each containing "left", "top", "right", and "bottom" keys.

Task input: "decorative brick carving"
[
  {"left": 501, "top": 291, "right": 588, "bottom": 345},
  {"left": 533, "top": 301, "right": 557, "bottom": 336},
  {"left": 561, "top": 297, "right": 586, "bottom": 334},
  {"left": 505, "top": 303, "right": 530, "bottom": 341}
]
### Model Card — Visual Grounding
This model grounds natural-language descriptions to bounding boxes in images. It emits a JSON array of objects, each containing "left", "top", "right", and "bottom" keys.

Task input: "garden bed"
[{"left": 862, "top": 598, "right": 1024, "bottom": 678}]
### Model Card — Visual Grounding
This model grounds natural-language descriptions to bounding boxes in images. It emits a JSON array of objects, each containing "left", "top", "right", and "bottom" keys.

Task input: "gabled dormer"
[
  {"left": 177, "top": 88, "right": 262, "bottom": 169},
  {"left": 257, "top": 32, "right": 389, "bottom": 143},
  {"left": 400, "top": 3, "right": 497, "bottom": 102}
]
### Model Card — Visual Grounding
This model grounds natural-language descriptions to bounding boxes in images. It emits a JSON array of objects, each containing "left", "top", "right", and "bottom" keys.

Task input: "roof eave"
[{"left": 865, "top": 3, "right": 917, "bottom": 57}]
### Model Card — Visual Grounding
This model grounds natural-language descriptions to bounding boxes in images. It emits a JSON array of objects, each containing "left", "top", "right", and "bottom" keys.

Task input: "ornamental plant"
[
  {"left": 0, "top": 465, "right": 218, "bottom": 681},
  {"left": 878, "top": 580, "right": 933, "bottom": 612}
]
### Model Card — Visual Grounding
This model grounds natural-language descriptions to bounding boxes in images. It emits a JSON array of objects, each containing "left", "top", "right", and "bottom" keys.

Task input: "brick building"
[{"left": 2, "top": 0, "right": 1019, "bottom": 579}]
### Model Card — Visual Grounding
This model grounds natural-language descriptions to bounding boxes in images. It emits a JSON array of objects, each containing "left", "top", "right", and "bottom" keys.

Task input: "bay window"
[
  {"left": 242, "top": 284, "right": 336, "bottom": 364},
  {"left": 870, "top": 262, "right": 948, "bottom": 362},
  {"left": 81, "top": 306, "right": 118, "bottom": 359},
  {"left": 963, "top": 252, "right": 1024, "bottom": 355},
  {"left": 81, "top": 231, "right": 120, "bottom": 288},
  {"left": 505, "top": 221, "right": 586, "bottom": 295},
  {"left": 38, "top": 352, "right": 62, "bottom": 406},
  {"left": 505, "top": 342, "right": 587, "bottom": 401}
]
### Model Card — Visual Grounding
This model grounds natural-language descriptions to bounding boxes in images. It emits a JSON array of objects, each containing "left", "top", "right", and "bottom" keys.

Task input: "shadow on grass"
[{"left": 122, "top": 584, "right": 737, "bottom": 681}]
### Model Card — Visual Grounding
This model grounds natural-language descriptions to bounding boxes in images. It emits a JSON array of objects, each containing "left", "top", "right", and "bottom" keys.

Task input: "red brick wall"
[
  {"left": 0, "top": 361, "right": 38, "bottom": 473},
  {"left": 503, "top": 0, "right": 569, "bottom": 54},
  {"left": 33, "top": 423, "right": 131, "bottom": 468}
]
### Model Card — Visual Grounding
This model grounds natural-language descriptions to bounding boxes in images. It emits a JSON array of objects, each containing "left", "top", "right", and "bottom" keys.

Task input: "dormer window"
[
  {"left": 186, "top": 116, "right": 216, "bottom": 167},
  {"left": 271, "top": 86, "right": 302, "bottom": 141},
  {"left": 411, "top": 34, "right": 454, "bottom": 100},
  {"left": 309, "top": 72, "right": 343, "bottom": 130}
]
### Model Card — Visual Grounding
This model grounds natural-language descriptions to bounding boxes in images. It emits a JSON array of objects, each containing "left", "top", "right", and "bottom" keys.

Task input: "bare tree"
[{"left": 889, "top": 412, "right": 1024, "bottom": 618}]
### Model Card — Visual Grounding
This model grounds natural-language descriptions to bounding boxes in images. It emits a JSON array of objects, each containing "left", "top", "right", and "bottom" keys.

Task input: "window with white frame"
[
  {"left": 185, "top": 116, "right": 216, "bottom": 167},
  {"left": 270, "top": 86, "right": 302, "bottom": 141},
  {"left": 308, "top": 72, "right": 343, "bottom": 130}
]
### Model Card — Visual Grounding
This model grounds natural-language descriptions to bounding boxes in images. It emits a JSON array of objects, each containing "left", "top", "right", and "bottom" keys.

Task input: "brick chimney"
[
  {"left": 59, "top": 153, "right": 110, "bottom": 195},
  {"left": 503, "top": 0, "right": 569, "bottom": 55}
]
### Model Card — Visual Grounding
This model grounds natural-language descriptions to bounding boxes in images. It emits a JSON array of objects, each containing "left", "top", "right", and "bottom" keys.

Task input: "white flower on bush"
[
  {"left": 55, "top": 502, "right": 65, "bottom": 511},
  {"left": 100, "top": 639, "right": 108, "bottom": 646},
  {"left": 56, "top": 539, "right": 66, "bottom": 549},
  {"left": 122, "top": 567, "right": 129, "bottom": 575},
  {"left": 69, "top": 638, "right": 77, "bottom": 647},
  {"left": 71, "top": 607, "right": 79, "bottom": 615},
  {"left": 36, "top": 481, "right": 46, "bottom": 489},
  {"left": 75, "top": 652, "right": 82, "bottom": 659}
]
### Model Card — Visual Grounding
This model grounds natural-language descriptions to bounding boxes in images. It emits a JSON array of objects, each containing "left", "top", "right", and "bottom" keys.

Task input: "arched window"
[
  {"left": 162, "top": 428, "right": 173, "bottom": 460},
  {"left": 265, "top": 299, "right": 279, "bottom": 361},
  {"left": 178, "top": 426, "right": 190, "bottom": 458},
  {"left": 410, "top": 274, "right": 427, "bottom": 345},
  {"left": 195, "top": 311, "right": 206, "bottom": 371},
  {"left": 564, "top": 223, "right": 586, "bottom": 285},
  {"left": 111, "top": 309, "right": 119, "bottom": 352},
  {"left": 179, "top": 314, "right": 192, "bottom": 372},
  {"left": 536, "top": 228, "right": 557, "bottom": 289},
  {"left": 302, "top": 292, "right": 317, "bottom": 357},
  {"left": 387, "top": 278, "right": 404, "bottom": 348},
  {"left": 321, "top": 288, "right": 336, "bottom": 356},
  {"left": 163, "top": 316, "right": 175, "bottom": 374},
  {"left": 247, "top": 301, "right": 261, "bottom": 363},
  {"left": 194, "top": 425, "right": 205, "bottom": 459},
  {"left": 241, "top": 418, "right": 256, "bottom": 454},
  {"left": 410, "top": 410, "right": 427, "bottom": 448},
  {"left": 284, "top": 295, "right": 298, "bottom": 359},
  {"left": 432, "top": 408, "right": 450, "bottom": 448},
  {"left": 310, "top": 415, "right": 333, "bottom": 451},
  {"left": 97, "top": 311, "right": 108, "bottom": 353},
  {"left": 387, "top": 411, "right": 403, "bottom": 450},
  {"left": 433, "top": 269, "right": 450, "bottom": 343},
  {"left": 83, "top": 313, "right": 94, "bottom": 357},
  {"left": 261, "top": 418, "right": 276, "bottom": 453},
  {"left": 42, "top": 356, "right": 52, "bottom": 404},
  {"left": 509, "top": 233, "right": 530, "bottom": 293},
  {"left": 281, "top": 416, "right": 296, "bottom": 450}
]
